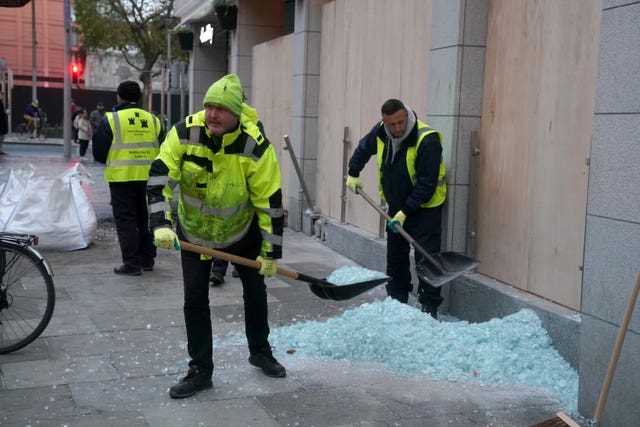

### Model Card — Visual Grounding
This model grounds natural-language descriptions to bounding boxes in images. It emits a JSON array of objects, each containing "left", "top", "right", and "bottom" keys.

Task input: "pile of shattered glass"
[{"left": 217, "top": 266, "right": 578, "bottom": 414}]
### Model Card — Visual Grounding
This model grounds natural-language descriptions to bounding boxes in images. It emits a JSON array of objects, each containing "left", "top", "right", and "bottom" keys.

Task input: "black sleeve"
[
  {"left": 92, "top": 117, "right": 112, "bottom": 164},
  {"left": 347, "top": 124, "right": 380, "bottom": 177},
  {"left": 147, "top": 158, "right": 173, "bottom": 230}
]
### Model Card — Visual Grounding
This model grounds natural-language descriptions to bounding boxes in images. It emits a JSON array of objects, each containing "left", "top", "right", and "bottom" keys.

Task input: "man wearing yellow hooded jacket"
[{"left": 147, "top": 74, "right": 286, "bottom": 399}]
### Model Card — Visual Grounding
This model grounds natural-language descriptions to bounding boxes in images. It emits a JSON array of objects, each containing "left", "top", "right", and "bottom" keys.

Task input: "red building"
[
  {"left": 0, "top": 0, "right": 99, "bottom": 129},
  {"left": 0, "top": 0, "right": 67, "bottom": 89}
]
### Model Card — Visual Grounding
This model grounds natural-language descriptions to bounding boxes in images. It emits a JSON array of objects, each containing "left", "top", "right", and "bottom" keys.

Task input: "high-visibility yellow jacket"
[
  {"left": 348, "top": 118, "right": 446, "bottom": 213},
  {"left": 147, "top": 107, "right": 284, "bottom": 258},
  {"left": 103, "top": 107, "right": 161, "bottom": 182},
  {"left": 376, "top": 121, "right": 446, "bottom": 209}
]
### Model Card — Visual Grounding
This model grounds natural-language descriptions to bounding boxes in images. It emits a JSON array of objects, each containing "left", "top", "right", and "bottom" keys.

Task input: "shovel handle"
[
  {"left": 356, "top": 189, "right": 439, "bottom": 263},
  {"left": 178, "top": 240, "right": 300, "bottom": 280}
]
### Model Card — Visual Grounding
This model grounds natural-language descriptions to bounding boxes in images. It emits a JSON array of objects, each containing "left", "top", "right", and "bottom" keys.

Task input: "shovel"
[
  {"left": 357, "top": 189, "right": 480, "bottom": 287},
  {"left": 179, "top": 240, "right": 388, "bottom": 301}
]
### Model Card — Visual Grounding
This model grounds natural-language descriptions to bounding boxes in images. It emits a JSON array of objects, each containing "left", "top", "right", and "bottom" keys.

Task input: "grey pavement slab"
[
  {"left": 3, "top": 355, "right": 119, "bottom": 389},
  {"left": 0, "top": 146, "right": 573, "bottom": 426}
]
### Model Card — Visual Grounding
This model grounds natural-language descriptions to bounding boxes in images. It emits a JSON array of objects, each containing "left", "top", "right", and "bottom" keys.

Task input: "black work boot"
[
  {"left": 248, "top": 348, "right": 286, "bottom": 378},
  {"left": 169, "top": 367, "right": 212, "bottom": 399},
  {"left": 421, "top": 303, "right": 438, "bottom": 319},
  {"left": 113, "top": 264, "right": 142, "bottom": 276},
  {"left": 209, "top": 271, "right": 225, "bottom": 286}
]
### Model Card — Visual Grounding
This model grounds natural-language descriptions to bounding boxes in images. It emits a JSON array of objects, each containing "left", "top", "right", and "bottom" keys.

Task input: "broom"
[{"left": 531, "top": 267, "right": 640, "bottom": 427}]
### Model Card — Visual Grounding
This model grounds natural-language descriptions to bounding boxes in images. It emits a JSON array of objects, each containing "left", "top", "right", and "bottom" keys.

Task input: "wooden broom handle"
[
  {"left": 593, "top": 267, "right": 640, "bottom": 420},
  {"left": 178, "top": 240, "right": 300, "bottom": 280}
]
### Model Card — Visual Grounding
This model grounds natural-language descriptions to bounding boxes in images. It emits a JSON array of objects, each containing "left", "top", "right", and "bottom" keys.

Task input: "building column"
[
  {"left": 229, "top": 0, "right": 284, "bottom": 101},
  {"left": 186, "top": 22, "right": 227, "bottom": 115},
  {"left": 286, "top": 0, "right": 321, "bottom": 231},
  {"left": 579, "top": 3, "right": 640, "bottom": 425},
  {"left": 426, "top": 0, "right": 488, "bottom": 255}
]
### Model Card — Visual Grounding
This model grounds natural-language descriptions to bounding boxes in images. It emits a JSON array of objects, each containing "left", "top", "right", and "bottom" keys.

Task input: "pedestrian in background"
[
  {"left": 0, "top": 91, "right": 7, "bottom": 155},
  {"left": 89, "top": 101, "right": 105, "bottom": 134},
  {"left": 147, "top": 73, "right": 286, "bottom": 399},
  {"left": 346, "top": 98, "right": 447, "bottom": 318},
  {"left": 23, "top": 99, "right": 40, "bottom": 137},
  {"left": 93, "top": 81, "right": 164, "bottom": 276},
  {"left": 209, "top": 258, "right": 239, "bottom": 286},
  {"left": 73, "top": 107, "right": 92, "bottom": 161},
  {"left": 71, "top": 100, "right": 80, "bottom": 143}
]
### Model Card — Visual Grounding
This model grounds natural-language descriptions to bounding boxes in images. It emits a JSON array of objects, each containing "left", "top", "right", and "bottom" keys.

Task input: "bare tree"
[{"left": 74, "top": 0, "right": 181, "bottom": 109}]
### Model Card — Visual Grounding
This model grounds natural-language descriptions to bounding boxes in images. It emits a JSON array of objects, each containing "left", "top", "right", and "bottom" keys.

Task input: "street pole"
[
  {"left": 179, "top": 61, "right": 185, "bottom": 119},
  {"left": 166, "top": 29, "right": 172, "bottom": 128},
  {"left": 62, "top": 0, "right": 71, "bottom": 158},
  {"left": 31, "top": 0, "right": 37, "bottom": 100},
  {"left": 160, "top": 67, "right": 165, "bottom": 125}
]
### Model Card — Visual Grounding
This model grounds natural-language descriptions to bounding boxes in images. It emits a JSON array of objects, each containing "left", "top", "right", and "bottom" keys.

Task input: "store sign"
[{"left": 199, "top": 23, "right": 214, "bottom": 46}]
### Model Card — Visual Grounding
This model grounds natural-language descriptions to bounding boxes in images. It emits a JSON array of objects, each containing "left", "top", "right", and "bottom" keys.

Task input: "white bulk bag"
[{"left": 0, "top": 162, "right": 97, "bottom": 251}]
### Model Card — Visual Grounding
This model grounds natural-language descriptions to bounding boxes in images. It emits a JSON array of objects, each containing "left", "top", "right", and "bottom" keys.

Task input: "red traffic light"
[{"left": 71, "top": 62, "right": 80, "bottom": 84}]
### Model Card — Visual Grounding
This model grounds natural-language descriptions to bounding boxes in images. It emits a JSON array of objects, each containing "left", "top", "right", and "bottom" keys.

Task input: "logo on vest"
[{"left": 127, "top": 112, "right": 150, "bottom": 128}]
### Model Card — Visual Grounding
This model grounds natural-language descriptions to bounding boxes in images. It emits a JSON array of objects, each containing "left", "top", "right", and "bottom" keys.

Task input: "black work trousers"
[
  {"left": 178, "top": 217, "right": 271, "bottom": 374},
  {"left": 109, "top": 181, "right": 156, "bottom": 268},
  {"left": 385, "top": 205, "right": 444, "bottom": 308}
]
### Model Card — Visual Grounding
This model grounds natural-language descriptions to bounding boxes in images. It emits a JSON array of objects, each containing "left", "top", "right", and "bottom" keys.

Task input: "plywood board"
[
  {"left": 315, "top": 0, "right": 433, "bottom": 233},
  {"left": 251, "top": 35, "right": 294, "bottom": 206},
  {"left": 477, "top": 0, "right": 600, "bottom": 309}
]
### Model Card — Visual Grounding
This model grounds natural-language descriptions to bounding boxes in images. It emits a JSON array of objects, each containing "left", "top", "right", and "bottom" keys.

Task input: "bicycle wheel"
[
  {"left": 16, "top": 124, "right": 28, "bottom": 142},
  {"left": 0, "top": 241, "right": 55, "bottom": 354}
]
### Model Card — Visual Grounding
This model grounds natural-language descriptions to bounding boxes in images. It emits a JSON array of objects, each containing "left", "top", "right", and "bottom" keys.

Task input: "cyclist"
[{"left": 23, "top": 99, "right": 41, "bottom": 138}]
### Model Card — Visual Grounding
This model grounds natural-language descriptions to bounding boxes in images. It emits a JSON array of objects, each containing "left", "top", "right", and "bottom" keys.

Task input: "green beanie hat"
[{"left": 202, "top": 74, "right": 243, "bottom": 116}]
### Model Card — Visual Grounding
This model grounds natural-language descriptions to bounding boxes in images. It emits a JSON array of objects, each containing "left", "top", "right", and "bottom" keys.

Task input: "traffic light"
[{"left": 71, "top": 63, "right": 79, "bottom": 84}]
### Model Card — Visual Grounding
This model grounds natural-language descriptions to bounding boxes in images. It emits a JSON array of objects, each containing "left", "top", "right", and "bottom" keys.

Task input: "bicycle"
[
  {"left": 16, "top": 113, "right": 48, "bottom": 142},
  {"left": 0, "top": 232, "right": 55, "bottom": 354}
]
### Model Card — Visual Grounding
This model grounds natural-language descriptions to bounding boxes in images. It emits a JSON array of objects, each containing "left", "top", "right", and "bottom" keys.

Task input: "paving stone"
[
  {"left": 89, "top": 308, "right": 185, "bottom": 331},
  {"left": 70, "top": 375, "right": 198, "bottom": 414},
  {"left": 0, "top": 384, "right": 78, "bottom": 424},
  {"left": 12, "top": 410, "right": 152, "bottom": 427},
  {"left": 2, "top": 355, "right": 119, "bottom": 388},
  {"left": 142, "top": 397, "right": 280, "bottom": 427},
  {"left": 255, "top": 387, "right": 396, "bottom": 426},
  {"left": 41, "top": 312, "right": 99, "bottom": 337}
]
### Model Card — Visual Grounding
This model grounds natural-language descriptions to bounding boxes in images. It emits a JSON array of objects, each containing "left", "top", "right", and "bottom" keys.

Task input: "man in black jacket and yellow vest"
[
  {"left": 147, "top": 74, "right": 286, "bottom": 399},
  {"left": 93, "top": 81, "right": 163, "bottom": 276},
  {"left": 346, "top": 99, "right": 447, "bottom": 318}
]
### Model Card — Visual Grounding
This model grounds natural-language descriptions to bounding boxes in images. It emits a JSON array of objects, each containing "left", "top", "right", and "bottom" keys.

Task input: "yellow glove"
[
  {"left": 387, "top": 210, "right": 407, "bottom": 233},
  {"left": 345, "top": 175, "right": 363, "bottom": 194},
  {"left": 256, "top": 256, "right": 277, "bottom": 276},
  {"left": 153, "top": 227, "right": 180, "bottom": 250}
]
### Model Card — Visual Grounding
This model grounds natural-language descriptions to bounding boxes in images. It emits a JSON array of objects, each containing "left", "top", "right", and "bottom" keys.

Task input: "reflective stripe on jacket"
[
  {"left": 147, "top": 109, "right": 284, "bottom": 258},
  {"left": 104, "top": 108, "right": 161, "bottom": 182}
]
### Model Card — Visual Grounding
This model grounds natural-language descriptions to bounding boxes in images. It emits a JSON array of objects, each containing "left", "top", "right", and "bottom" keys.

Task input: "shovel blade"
[
  {"left": 308, "top": 277, "right": 389, "bottom": 301},
  {"left": 416, "top": 252, "right": 480, "bottom": 288}
]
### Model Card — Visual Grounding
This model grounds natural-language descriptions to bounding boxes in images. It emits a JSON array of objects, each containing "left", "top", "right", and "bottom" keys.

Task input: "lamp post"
[
  {"left": 62, "top": 0, "right": 72, "bottom": 158},
  {"left": 31, "top": 0, "right": 37, "bottom": 100},
  {"left": 166, "top": 26, "right": 172, "bottom": 128}
]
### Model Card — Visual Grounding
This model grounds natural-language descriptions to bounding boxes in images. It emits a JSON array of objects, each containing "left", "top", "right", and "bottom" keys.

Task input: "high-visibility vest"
[
  {"left": 376, "top": 121, "right": 447, "bottom": 208},
  {"left": 104, "top": 108, "right": 160, "bottom": 182}
]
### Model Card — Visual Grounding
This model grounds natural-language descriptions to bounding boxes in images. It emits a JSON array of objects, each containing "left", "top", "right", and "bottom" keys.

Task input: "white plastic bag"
[{"left": 0, "top": 162, "right": 97, "bottom": 251}]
